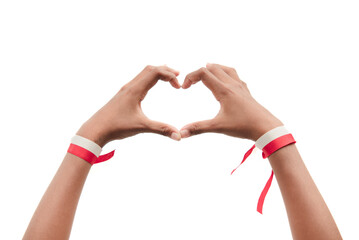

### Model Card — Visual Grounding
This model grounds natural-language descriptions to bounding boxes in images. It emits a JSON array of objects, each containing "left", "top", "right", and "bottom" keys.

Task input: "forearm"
[
  {"left": 178, "top": 64, "right": 342, "bottom": 238},
  {"left": 23, "top": 153, "right": 91, "bottom": 240},
  {"left": 23, "top": 65, "right": 181, "bottom": 240},
  {"left": 268, "top": 144, "right": 341, "bottom": 240}
]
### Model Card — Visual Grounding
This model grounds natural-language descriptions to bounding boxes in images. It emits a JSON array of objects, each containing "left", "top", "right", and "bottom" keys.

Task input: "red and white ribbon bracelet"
[
  {"left": 67, "top": 135, "right": 115, "bottom": 165},
  {"left": 231, "top": 126, "right": 296, "bottom": 214}
]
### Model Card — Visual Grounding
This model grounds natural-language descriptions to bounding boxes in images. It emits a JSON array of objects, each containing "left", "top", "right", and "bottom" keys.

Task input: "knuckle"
[
  {"left": 185, "top": 73, "right": 193, "bottom": 81},
  {"left": 119, "top": 83, "right": 130, "bottom": 93},
  {"left": 119, "top": 84, "right": 128, "bottom": 91},
  {"left": 169, "top": 76, "right": 176, "bottom": 82},
  {"left": 166, "top": 72, "right": 174, "bottom": 79},
  {"left": 199, "top": 67, "right": 208, "bottom": 75},
  {"left": 229, "top": 67, "right": 237, "bottom": 74},
  {"left": 159, "top": 125, "right": 171, "bottom": 136},
  {"left": 219, "top": 84, "right": 234, "bottom": 96},
  {"left": 152, "top": 68, "right": 160, "bottom": 75},
  {"left": 119, "top": 84, "right": 135, "bottom": 97},
  {"left": 184, "top": 76, "right": 192, "bottom": 85},
  {"left": 218, "top": 89, "right": 228, "bottom": 97},
  {"left": 238, "top": 79, "right": 247, "bottom": 87},
  {"left": 234, "top": 82, "right": 242, "bottom": 88},
  {"left": 206, "top": 64, "right": 215, "bottom": 71},
  {"left": 208, "top": 64, "right": 220, "bottom": 71},
  {"left": 145, "top": 65, "right": 155, "bottom": 72}
]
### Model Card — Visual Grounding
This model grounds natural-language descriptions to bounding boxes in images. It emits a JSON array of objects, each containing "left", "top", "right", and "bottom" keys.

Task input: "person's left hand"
[{"left": 76, "top": 65, "right": 182, "bottom": 147}]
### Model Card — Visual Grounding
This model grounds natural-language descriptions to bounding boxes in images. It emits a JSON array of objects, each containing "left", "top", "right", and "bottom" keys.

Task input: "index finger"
[
  {"left": 182, "top": 67, "right": 226, "bottom": 100},
  {"left": 142, "top": 65, "right": 181, "bottom": 88},
  {"left": 214, "top": 64, "right": 241, "bottom": 82},
  {"left": 130, "top": 65, "right": 181, "bottom": 98}
]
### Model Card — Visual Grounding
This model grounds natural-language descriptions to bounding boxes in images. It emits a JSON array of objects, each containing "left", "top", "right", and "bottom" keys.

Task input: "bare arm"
[
  {"left": 23, "top": 154, "right": 92, "bottom": 239},
  {"left": 269, "top": 144, "right": 341, "bottom": 240},
  {"left": 180, "top": 63, "right": 342, "bottom": 240},
  {"left": 23, "top": 65, "right": 182, "bottom": 240}
]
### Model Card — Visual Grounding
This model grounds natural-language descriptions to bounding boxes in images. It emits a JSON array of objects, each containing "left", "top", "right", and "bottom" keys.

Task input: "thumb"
[
  {"left": 145, "top": 120, "right": 181, "bottom": 141},
  {"left": 180, "top": 119, "right": 217, "bottom": 138}
]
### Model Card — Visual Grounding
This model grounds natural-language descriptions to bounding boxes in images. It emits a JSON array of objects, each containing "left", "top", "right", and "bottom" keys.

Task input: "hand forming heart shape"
[
  {"left": 77, "top": 63, "right": 283, "bottom": 147},
  {"left": 25, "top": 61, "right": 343, "bottom": 240}
]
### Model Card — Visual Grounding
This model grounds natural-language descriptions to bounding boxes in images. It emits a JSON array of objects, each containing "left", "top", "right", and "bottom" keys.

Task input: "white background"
[{"left": 1, "top": 0, "right": 358, "bottom": 239}]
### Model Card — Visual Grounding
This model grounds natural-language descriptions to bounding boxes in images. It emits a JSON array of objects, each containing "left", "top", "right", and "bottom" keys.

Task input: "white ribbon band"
[
  {"left": 71, "top": 135, "right": 102, "bottom": 157},
  {"left": 255, "top": 126, "right": 289, "bottom": 150}
]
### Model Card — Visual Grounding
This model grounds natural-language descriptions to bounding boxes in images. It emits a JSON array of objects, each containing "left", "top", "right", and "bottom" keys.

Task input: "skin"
[
  {"left": 23, "top": 65, "right": 182, "bottom": 240},
  {"left": 180, "top": 63, "right": 342, "bottom": 240},
  {"left": 23, "top": 64, "right": 342, "bottom": 240},
  {"left": 269, "top": 144, "right": 342, "bottom": 240}
]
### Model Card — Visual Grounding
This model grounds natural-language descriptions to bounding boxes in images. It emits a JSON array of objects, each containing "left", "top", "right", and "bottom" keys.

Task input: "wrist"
[
  {"left": 68, "top": 134, "right": 116, "bottom": 165},
  {"left": 250, "top": 118, "right": 283, "bottom": 141},
  {"left": 255, "top": 125, "right": 296, "bottom": 158},
  {"left": 76, "top": 121, "right": 108, "bottom": 148}
]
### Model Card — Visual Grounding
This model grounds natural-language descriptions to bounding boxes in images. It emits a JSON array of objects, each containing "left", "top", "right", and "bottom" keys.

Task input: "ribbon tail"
[
  {"left": 94, "top": 150, "right": 116, "bottom": 164},
  {"left": 231, "top": 144, "right": 256, "bottom": 175},
  {"left": 257, "top": 170, "right": 274, "bottom": 214}
]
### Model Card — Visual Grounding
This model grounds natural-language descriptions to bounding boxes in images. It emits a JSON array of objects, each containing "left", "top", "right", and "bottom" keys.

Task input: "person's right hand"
[
  {"left": 180, "top": 63, "right": 283, "bottom": 141},
  {"left": 76, "top": 65, "right": 182, "bottom": 148}
]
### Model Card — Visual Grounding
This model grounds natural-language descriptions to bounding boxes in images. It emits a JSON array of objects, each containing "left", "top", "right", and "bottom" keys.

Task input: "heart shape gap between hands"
[{"left": 141, "top": 80, "right": 220, "bottom": 137}]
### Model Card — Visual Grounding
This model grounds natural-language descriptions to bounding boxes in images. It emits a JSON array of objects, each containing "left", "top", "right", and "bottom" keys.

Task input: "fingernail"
[
  {"left": 170, "top": 132, "right": 181, "bottom": 141},
  {"left": 180, "top": 129, "right": 190, "bottom": 138}
]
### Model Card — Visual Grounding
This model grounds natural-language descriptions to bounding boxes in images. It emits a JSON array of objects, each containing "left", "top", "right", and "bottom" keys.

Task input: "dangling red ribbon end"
[
  {"left": 230, "top": 144, "right": 256, "bottom": 175},
  {"left": 95, "top": 150, "right": 116, "bottom": 164},
  {"left": 231, "top": 127, "right": 296, "bottom": 214},
  {"left": 256, "top": 170, "right": 274, "bottom": 214}
]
